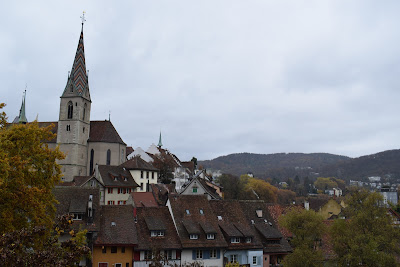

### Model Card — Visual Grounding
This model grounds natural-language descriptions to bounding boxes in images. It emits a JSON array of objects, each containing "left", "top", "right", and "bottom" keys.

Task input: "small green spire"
[
  {"left": 157, "top": 131, "right": 163, "bottom": 148},
  {"left": 18, "top": 90, "right": 28, "bottom": 124}
]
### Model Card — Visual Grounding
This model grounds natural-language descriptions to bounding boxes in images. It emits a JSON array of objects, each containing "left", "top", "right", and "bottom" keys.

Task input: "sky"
[{"left": 1, "top": 1, "right": 400, "bottom": 161}]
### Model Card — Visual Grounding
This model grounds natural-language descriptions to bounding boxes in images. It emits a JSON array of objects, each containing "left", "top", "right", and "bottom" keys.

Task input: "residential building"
[
  {"left": 121, "top": 156, "right": 159, "bottom": 192},
  {"left": 167, "top": 195, "right": 227, "bottom": 266},
  {"left": 93, "top": 206, "right": 138, "bottom": 267}
]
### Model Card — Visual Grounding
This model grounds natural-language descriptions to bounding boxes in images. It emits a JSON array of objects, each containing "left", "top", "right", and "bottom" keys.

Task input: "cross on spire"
[{"left": 80, "top": 11, "right": 86, "bottom": 27}]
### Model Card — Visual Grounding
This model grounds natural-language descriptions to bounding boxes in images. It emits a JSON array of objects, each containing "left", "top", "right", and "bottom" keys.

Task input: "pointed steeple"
[
  {"left": 62, "top": 15, "right": 91, "bottom": 101},
  {"left": 18, "top": 90, "right": 28, "bottom": 124},
  {"left": 157, "top": 131, "right": 163, "bottom": 148}
]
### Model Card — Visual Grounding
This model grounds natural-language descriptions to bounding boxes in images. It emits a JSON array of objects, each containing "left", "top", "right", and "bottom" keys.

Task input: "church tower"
[{"left": 57, "top": 18, "right": 91, "bottom": 181}]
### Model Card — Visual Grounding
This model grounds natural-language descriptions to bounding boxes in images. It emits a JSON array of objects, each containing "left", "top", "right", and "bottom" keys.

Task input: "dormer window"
[
  {"left": 185, "top": 209, "right": 190, "bottom": 215},
  {"left": 114, "top": 176, "right": 118, "bottom": 181},
  {"left": 151, "top": 230, "right": 165, "bottom": 237},
  {"left": 231, "top": 237, "right": 240, "bottom": 243},
  {"left": 192, "top": 187, "right": 198, "bottom": 193},
  {"left": 207, "top": 234, "right": 215, "bottom": 240},
  {"left": 190, "top": 234, "right": 198, "bottom": 240},
  {"left": 124, "top": 177, "right": 128, "bottom": 181},
  {"left": 256, "top": 209, "right": 263, "bottom": 218},
  {"left": 73, "top": 213, "right": 83, "bottom": 220},
  {"left": 245, "top": 237, "right": 252, "bottom": 243},
  {"left": 199, "top": 209, "right": 204, "bottom": 215}
]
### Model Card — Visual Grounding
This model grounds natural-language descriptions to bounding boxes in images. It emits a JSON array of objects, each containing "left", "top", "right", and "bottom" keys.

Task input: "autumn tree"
[
  {"left": 216, "top": 173, "right": 244, "bottom": 199},
  {"left": 279, "top": 207, "right": 326, "bottom": 267},
  {"left": 242, "top": 175, "right": 278, "bottom": 203},
  {"left": 314, "top": 177, "right": 340, "bottom": 191},
  {"left": 0, "top": 103, "right": 90, "bottom": 264},
  {"left": 277, "top": 189, "right": 296, "bottom": 205},
  {"left": 330, "top": 189, "right": 400, "bottom": 266}
]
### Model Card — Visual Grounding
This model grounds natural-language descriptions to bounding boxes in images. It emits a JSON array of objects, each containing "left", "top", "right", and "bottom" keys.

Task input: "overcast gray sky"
[{"left": 1, "top": 1, "right": 400, "bottom": 161}]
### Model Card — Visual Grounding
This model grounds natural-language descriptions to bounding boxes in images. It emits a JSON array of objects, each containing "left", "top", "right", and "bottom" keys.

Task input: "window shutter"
[
  {"left": 192, "top": 250, "right": 196, "bottom": 260},
  {"left": 257, "top": 256, "right": 262, "bottom": 265},
  {"left": 216, "top": 249, "right": 220, "bottom": 259},
  {"left": 203, "top": 250, "right": 210, "bottom": 259}
]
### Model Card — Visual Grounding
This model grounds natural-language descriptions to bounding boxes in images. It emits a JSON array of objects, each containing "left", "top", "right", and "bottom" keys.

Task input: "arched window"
[
  {"left": 82, "top": 103, "right": 87, "bottom": 120},
  {"left": 67, "top": 102, "right": 73, "bottom": 119},
  {"left": 90, "top": 149, "right": 94, "bottom": 174},
  {"left": 106, "top": 149, "right": 111, "bottom": 165}
]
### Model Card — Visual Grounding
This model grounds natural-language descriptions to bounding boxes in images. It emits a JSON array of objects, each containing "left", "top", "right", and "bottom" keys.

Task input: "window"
[
  {"left": 82, "top": 103, "right": 86, "bottom": 120},
  {"left": 231, "top": 237, "right": 240, "bottom": 243},
  {"left": 230, "top": 254, "right": 238, "bottom": 263},
  {"left": 190, "top": 234, "right": 198, "bottom": 240},
  {"left": 118, "top": 201, "right": 124, "bottom": 205},
  {"left": 140, "top": 183, "right": 143, "bottom": 190},
  {"left": 115, "top": 264, "right": 122, "bottom": 267},
  {"left": 66, "top": 125, "right": 70, "bottom": 131},
  {"left": 124, "top": 177, "right": 128, "bottom": 181},
  {"left": 196, "top": 250, "right": 203, "bottom": 259},
  {"left": 144, "top": 250, "right": 153, "bottom": 260},
  {"left": 102, "top": 246, "right": 107, "bottom": 253},
  {"left": 152, "top": 172, "right": 154, "bottom": 179},
  {"left": 90, "top": 180, "right": 95, "bottom": 187},
  {"left": 252, "top": 256, "right": 257, "bottom": 265},
  {"left": 111, "top": 247, "right": 117, "bottom": 253},
  {"left": 246, "top": 237, "right": 252, "bottom": 243},
  {"left": 106, "top": 149, "right": 111, "bottom": 165},
  {"left": 108, "top": 188, "right": 113, "bottom": 194},
  {"left": 118, "top": 188, "right": 122, "bottom": 194},
  {"left": 207, "top": 234, "right": 215, "bottom": 240},
  {"left": 90, "top": 149, "right": 94, "bottom": 174},
  {"left": 67, "top": 102, "right": 73, "bottom": 119},
  {"left": 199, "top": 209, "right": 204, "bottom": 215},
  {"left": 166, "top": 250, "right": 173, "bottom": 260},
  {"left": 146, "top": 171, "right": 149, "bottom": 179},
  {"left": 192, "top": 187, "right": 198, "bottom": 193},
  {"left": 256, "top": 209, "right": 263, "bottom": 218},
  {"left": 108, "top": 201, "right": 115, "bottom": 205},
  {"left": 185, "top": 209, "right": 190, "bottom": 215},
  {"left": 141, "top": 171, "right": 143, "bottom": 178},
  {"left": 73, "top": 213, "right": 83, "bottom": 220},
  {"left": 210, "top": 249, "right": 217, "bottom": 259},
  {"left": 70, "top": 84, "right": 73, "bottom": 92},
  {"left": 83, "top": 127, "right": 85, "bottom": 133},
  {"left": 151, "top": 230, "right": 165, "bottom": 237}
]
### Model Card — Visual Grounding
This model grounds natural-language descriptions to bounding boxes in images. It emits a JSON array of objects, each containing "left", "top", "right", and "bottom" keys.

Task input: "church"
[{"left": 16, "top": 20, "right": 127, "bottom": 182}]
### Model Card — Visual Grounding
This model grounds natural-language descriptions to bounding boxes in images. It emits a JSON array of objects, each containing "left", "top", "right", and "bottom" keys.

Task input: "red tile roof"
[
  {"left": 88, "top": 120, "right": 125, "bottom": 145},
  {"left": 132, "top": 192, "right": 159, "bottom": 207}
]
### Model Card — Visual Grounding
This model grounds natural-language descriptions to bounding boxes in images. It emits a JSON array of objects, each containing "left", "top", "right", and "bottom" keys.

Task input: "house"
[
  {"left": 305, "top": 196, "right": 344, "bottom": 220},
  {"left": 209, "top": 200, "right": 264, "bottom": 266},
  {"left": 167, "top": 195, "right": 227, "bottom": 266},
  {"left": 179, "top": 173, "right": 222, "bottom": 200},
  {"left": 93, "top": 205, "right": 138, "bottom": 267},
  {"left": 53, "top": 187, "right": 101, "bottom": 266},
  {"left": 134, "top": 206, "right": 182, "bottom": 266},
  {"left": 121, "top": 156, "right": 159, "bottom": 192},
  {"left": 94, "top": 164, "right": 138, "bottom": 205},
  {"left": 130, "top": 192, "right": 159, "bottom": 208},
  {"left": 239, "top": 200, "right": 292, "bottom": 267}
]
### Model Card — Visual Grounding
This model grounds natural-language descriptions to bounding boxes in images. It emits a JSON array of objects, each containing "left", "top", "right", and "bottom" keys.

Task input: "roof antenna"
[{"left": 109, "top": 110, "right": 111, "bottom": 121}]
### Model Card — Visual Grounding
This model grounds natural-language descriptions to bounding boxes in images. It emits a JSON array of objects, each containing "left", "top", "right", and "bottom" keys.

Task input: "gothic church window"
[
  {"left": 106, "top": 149, "right": 111, "bottom": 165},
  {"left": 83, "top": 103, "right": 86, "bottom": 120},
  {"left": 67, "top": 102, "right": 73, "bottom": 119}
]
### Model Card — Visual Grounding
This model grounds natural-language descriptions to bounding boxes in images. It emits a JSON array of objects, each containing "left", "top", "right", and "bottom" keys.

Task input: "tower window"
[
  {"left": 67, "top": 102, "right": 73, "bottom": 119},
  {"left": 70, "top": 84, "right": 73, "bottom": 92},
  {"left": 83, "top": 127, "right": 85, "bottom": 133},
  {"left": 83, "top": 103, "right": 86, "bottom": 120},
  {"left": 90, "top": 149, "right": 94, "bottom": 174},
  {"left": 106, "top": 149, "right": 111, "bottom": 165},
  {"left": 66, "top": 125, "right": 70, "bottom": 131}
]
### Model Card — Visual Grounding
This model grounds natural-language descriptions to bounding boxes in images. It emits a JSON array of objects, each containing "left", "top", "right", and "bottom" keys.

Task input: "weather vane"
[{"left": 80, "top": 11, "right": 86, "bottom": 26}]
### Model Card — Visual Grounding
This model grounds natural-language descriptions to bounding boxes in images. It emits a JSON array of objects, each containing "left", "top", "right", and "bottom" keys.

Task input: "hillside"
[
  {"left": 199, "top": 150, "right": 400, "bottom": 183},
  {"left": 199, "top": 152, "right": 350, "bottom": 179}
]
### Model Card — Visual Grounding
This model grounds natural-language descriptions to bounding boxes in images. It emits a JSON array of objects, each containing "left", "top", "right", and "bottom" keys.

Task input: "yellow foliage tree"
[{"left": 243, "top": 176, "right": 278, "bottom": 203}]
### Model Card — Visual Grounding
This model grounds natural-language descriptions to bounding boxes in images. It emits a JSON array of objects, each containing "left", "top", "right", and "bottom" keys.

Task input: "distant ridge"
[{"left": 199, "top": 150, "right": 400, "bottom": 182}]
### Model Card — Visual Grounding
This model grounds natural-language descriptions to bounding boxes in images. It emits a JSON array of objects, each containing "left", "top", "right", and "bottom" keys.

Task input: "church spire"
[
  {"left": 157, "top": 131, "right": 163, "bottom": 148},
  {"left": 18, "top": 90, "right": 27, "bottom": 124},
  {"left": 62, "top": 12, "right": 90, "bottom": 101}
]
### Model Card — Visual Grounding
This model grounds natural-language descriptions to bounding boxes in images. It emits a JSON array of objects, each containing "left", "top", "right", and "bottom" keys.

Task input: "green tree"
[
  {"left": 330, "top": 189, "right": 400, "bottom": 266},
  {"left": 277, "top": 189, "right": 296, "bottom": 205},
  {"left": 152, "top": 150, "right": 176, "bottom": 184},
  {"left": 279, "top": 207, "right": 326, "bottom": 267},
  {"left": 314, "top": 177, "right": 338, "bottom": 191},
  {"left": 216, "top": 173, "right": 244, "bottom": 199}
]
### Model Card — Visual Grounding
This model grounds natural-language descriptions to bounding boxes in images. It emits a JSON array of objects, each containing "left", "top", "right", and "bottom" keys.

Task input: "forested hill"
[
  {"left": 199, "top": 150, "right": 400, "bottom": 182},
  {"left": 199, "top": 152, "right": 350, "bottom": 178}
]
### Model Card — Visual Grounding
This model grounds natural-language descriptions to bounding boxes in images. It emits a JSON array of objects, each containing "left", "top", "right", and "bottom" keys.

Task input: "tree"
[
  {"left": 191, "top": 156, "right": 198, "bottom": 170},
  {"left": 152, "top": 150, "right": 176, "bottom": 184},
  {"left": 279, "top": 207, "right": 326, "bottom": 267},
  {"left": 0, "top": 103, "right": 90, "bottom": 264},
  {"left": 314, "top": 177, "right": 338, "bottom": 191},
  {"left": 243, "top": 176, "right": 278, "bottom": 203},
  {"left": 330, "top": 189, "right": 400, "bottom": 266},
  {"left": 277, "top": 189, "right": 296, "bottom": 205},
  {"left": 216, "top": 173, "right": 244, "bottom": 199}
]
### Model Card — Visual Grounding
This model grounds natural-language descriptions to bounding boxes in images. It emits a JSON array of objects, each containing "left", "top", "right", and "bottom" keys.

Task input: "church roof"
[
  {"left": 88, "top": 120, "right": 126, "bottom": 145},
  {"left": 61, "top": 26, "right": 91, "bottom": 101}
]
